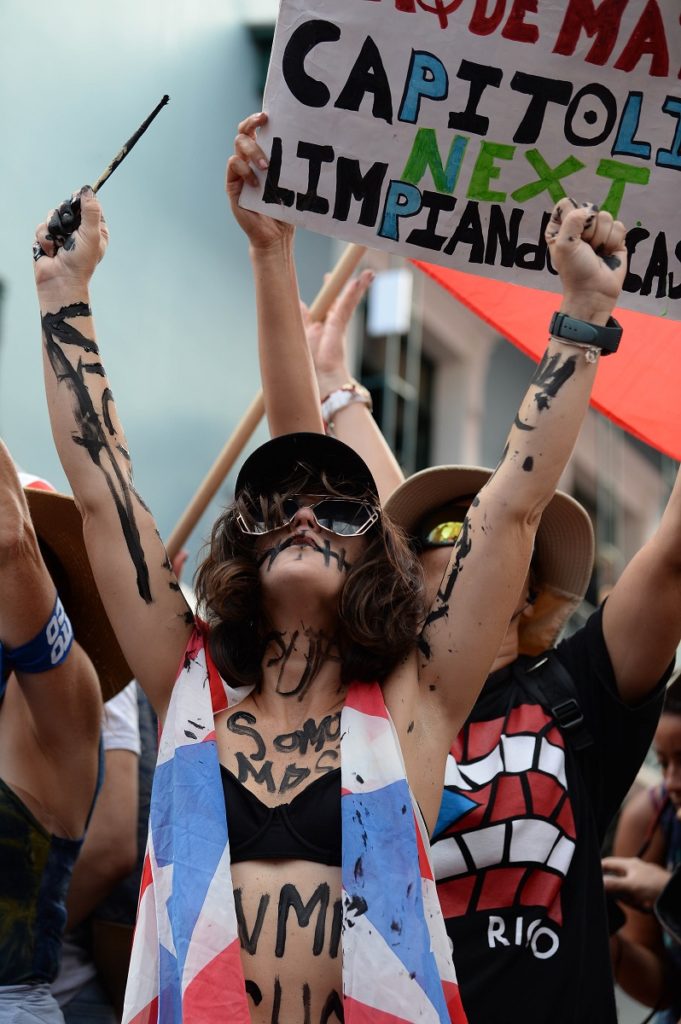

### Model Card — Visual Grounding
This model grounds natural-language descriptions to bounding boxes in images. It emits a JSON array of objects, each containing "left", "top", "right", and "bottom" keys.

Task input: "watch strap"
[{"left": 549, "top": 312, "right": 622, "bottom": 355}]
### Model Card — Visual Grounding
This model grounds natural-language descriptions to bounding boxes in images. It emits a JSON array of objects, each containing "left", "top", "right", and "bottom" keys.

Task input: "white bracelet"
[{"left": 321, "top": 382, "right": 373, "bottom": 433}]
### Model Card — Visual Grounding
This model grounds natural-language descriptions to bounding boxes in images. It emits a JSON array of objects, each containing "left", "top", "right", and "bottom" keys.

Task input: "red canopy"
[{"left": 414, "top": 263, "right": 681, "bottom": 462}]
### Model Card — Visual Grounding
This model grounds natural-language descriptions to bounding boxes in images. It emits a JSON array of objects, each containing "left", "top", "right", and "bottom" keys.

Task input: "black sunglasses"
[{"left": 236, "top": 495, "right": 379, "bottom": 538}]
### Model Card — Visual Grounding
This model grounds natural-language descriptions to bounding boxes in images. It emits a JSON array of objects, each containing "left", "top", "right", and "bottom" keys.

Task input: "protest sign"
[{"left": 240, "top": 0, "right": 681, "bottom": 319}]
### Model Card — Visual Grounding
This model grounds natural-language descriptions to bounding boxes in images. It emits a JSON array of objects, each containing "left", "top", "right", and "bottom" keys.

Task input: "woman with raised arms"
[{"left": 32, "top": 113, "right": 626, "bottom": 1024}]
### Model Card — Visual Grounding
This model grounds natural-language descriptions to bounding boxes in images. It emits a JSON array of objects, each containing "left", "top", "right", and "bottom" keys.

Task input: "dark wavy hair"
[{"left": 194, "top": 464, "right": 425, "bottom": 688}]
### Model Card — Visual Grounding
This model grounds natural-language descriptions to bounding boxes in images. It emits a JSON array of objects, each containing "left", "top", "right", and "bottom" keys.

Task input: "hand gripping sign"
[{"left": 240, "top": 0, "right": 681, "bottom": 319}]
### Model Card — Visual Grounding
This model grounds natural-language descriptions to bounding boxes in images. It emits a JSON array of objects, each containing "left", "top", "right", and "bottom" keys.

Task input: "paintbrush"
[
  {"left": 35, "top": 94, "right": 170, "bottom": 257},
  {"left": 91, "top": 94, "right": 170, "bottom": 194}
]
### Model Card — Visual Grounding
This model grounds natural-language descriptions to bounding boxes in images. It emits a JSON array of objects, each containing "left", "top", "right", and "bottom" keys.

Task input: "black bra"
[{"left": 220, "top": 765, "right": 342, "bottom": 867}]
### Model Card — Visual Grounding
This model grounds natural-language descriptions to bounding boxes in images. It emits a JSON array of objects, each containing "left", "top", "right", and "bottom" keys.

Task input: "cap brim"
[
  {"left": 235, "top": 432, "right": 379, "bottom": 502},
  {"left": 25, "top": 488, "right": 133, "bottom": 700}
]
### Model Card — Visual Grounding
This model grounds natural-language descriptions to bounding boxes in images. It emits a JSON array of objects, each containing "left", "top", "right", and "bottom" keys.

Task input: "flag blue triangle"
[{"left": 432, "top": 787, "right": 477, "bottom": 839}]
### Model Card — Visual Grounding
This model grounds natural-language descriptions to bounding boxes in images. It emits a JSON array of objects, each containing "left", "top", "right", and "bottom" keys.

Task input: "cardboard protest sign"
[{"left": 240, "top": 0, "right": 681, "bottom": 319}]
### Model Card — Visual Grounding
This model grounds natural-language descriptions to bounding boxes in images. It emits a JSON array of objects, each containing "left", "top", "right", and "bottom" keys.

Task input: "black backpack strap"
[{"left": 525, "top": 652, "right": 594, "bottom": 752}]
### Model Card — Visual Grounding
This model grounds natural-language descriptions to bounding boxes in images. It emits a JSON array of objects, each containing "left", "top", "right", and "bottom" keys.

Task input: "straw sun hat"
[
  {"left": 20, "top": 472, "right": 132, "bottom": 700},
  {"left": 385, "top": 466, "right": 595, "bottom": 655}
]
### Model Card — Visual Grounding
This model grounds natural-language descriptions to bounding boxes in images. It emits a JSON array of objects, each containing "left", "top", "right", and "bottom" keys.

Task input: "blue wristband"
[{"left": 4, "top": 596, "right": 74, "bottom": 676}]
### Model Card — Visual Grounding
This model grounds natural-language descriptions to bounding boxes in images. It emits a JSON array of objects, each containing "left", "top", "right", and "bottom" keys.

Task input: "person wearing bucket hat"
[
  {"left": 34, "top": 185, "right": 453, "bottom": 1020},
  {"left": 0, "top": 440, "right": 103, "bottom": 1023},
  {"left": 602, "top": 674, "right": 681, "bottom": 1022},
  {"left": 293, "top": 219, "right": 681, "bottom": 1023},
  {"left": 38, "top": 162, "right": 482, "bottom": 1020},
  {"left": 385, "top": 465, "right": 679, "bottom": 1024}
]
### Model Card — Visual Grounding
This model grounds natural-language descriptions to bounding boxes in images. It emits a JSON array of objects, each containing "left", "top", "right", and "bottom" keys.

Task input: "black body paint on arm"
[
  {"left": 41, "top": 304, "right": 152, "bottom": 602},
  {"left": 599, "top": 251, "right": 622, "bottom": 271},
  {"left": 531, "top": 351, "right": 577, "bottom": 411},
  {"left": 421, "top": 514, "right": 473, "bottom": 649},
  {"left": 101, "top": 388, "right": 116, "bottom": 434}
]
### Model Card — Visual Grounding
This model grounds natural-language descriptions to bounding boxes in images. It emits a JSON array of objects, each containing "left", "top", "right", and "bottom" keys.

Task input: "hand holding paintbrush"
[{"left": 33, "top": 94, "right": 169, "bottom": 261}]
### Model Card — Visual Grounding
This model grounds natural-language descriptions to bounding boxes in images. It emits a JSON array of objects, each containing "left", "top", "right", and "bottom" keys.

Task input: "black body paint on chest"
[
  {"left": 277, "top": 883, "right": 330, "bottom": 957},
  {"left": 235, "top": 888, "right": 270, "bottom": 955},
  {"left": 235, "top": 751, "right": 276, "bottom": 793},
  {"left": 274, "top": 713, "right": 341, "bottom": 754},
  {"left": 237, "top": 885, "right": 342, "bottom": 960},
  {"left": 260, "top": 978, "right": 344, "bottom": 1024},
  {"left": 227, "top": 711, "right": 266, "bottom": 760},
  {"left": 266, "top": 630, "right": 339, "bottom": 700},
  {"left": 279, "top": 763, "right": 311, "bottom": 793},
  {"left": 227, "top": 710, "right": 340, "bottom": 794}
]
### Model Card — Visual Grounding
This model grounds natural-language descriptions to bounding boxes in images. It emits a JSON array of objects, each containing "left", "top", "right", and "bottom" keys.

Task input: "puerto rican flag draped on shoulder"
[
  {"left": 123, "top": 622, "right": 466, "bottom": 1023},
  {"left": 341, "top": 683, "right": 466, "bottom": 1024},
  {"left": 122, "top": 625, "right": 251, "bottom": 1024},
  {"left": 414, "top": 264, "right": 681, "bottom": 462}
]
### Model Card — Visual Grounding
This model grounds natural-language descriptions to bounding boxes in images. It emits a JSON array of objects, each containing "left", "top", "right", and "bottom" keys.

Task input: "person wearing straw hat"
[
  {"left": 384, "top": 467, "right": 678, "bottom": 1024},
  {"left": 32, "top": 132, "right": 626, "bottom": 1024},
  {"left": 0, "top": 439, "right": 128, "bottom": 1023},
  {"left": 301, "top": 256, "right": 680, "bottom": 1023}
]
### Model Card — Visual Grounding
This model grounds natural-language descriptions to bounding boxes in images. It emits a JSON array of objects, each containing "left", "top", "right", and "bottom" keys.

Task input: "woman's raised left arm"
[{"left": 420, "top": 199, "right": 627, "bottom": 741}]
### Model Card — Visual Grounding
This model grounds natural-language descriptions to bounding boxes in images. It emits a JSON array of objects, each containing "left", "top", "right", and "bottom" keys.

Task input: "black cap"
[{"left": 235, "top": 432, "right": 379, "bottom": 501}]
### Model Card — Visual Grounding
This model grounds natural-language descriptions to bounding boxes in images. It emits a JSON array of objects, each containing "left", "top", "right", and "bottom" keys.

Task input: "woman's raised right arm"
[{"left": 34, "top": 187, "right": 193, "bottom": 717}]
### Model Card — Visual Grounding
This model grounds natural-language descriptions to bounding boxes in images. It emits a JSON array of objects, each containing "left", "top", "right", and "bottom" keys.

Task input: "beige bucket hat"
[{"left": 385, "top": 465, "right": 594, "bottom": 654}]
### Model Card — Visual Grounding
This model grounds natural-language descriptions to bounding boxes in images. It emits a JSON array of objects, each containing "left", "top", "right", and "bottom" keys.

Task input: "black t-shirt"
[{"left": 432, "top": 606, "right": 669, "bottom": 1024}]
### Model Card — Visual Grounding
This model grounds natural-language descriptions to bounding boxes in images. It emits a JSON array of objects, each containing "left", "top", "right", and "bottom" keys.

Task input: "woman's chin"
[{"left": 259, "top": 546, "right": 346, "bottom": 596}]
